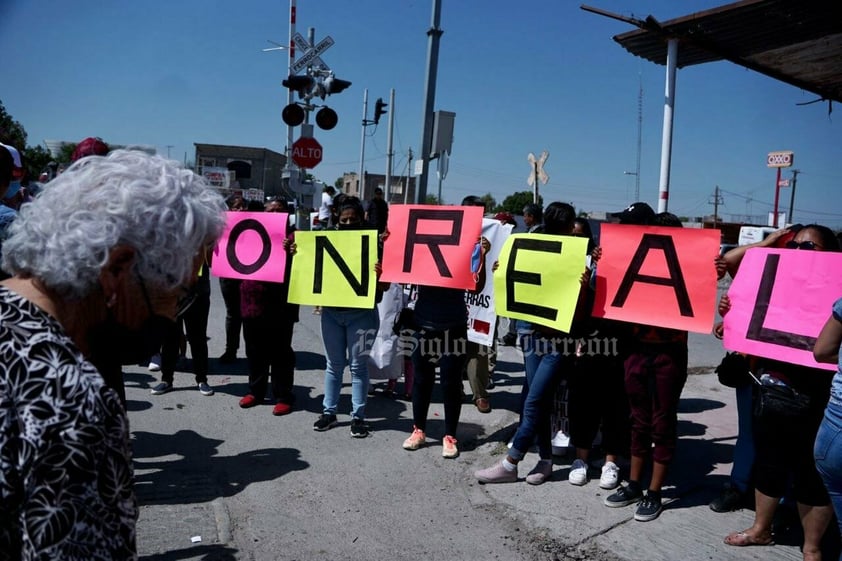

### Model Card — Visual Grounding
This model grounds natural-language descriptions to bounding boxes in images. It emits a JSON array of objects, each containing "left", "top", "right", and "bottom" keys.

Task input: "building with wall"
[
  {"left": 194, "top": 143, "right": 310, "bottom": 203},
  {"left": 341, "top": 171, "right": 416, "bottom": 204}
]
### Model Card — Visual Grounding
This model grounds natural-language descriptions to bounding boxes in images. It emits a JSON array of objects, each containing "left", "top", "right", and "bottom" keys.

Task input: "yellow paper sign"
[
  {"left": 288, "top": 230, "right": 377, "bottom": 308},
  {"left": 493, "top": 233, "right": 588, "bottom": 333}
]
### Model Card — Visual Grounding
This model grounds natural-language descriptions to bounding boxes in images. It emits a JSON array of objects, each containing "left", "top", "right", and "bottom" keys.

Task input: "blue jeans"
[
  {"left": 510, "top": 332, "right": 568, "bottom": 461},
  {"left": 320, "top": 307, "right": 378, "bottom": 419},
  {"left": 731, "top": 383, "right": 755, "bottom": 492},
  {"left": 815, "top": 399, "right": 842, "bottom": 542}
]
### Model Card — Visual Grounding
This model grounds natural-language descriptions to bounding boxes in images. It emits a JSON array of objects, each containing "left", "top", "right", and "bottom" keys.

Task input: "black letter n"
[{"left": 314, "top": 235, "right": 370, "bottom": 296}]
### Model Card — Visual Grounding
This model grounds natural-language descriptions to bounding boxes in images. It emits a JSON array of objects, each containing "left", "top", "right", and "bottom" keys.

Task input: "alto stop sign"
[{"left": 291, "top": 136, "right": 323, "bottom": 169}]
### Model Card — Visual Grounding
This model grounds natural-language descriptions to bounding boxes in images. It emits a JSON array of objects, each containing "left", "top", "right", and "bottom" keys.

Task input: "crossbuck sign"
[{"left": 292, "top": 35, "right": 335, "bottom": 74}]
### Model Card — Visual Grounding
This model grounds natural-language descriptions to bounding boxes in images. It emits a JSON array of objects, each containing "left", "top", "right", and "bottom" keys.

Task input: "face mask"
[
  {"left": 4, "top": 180, "right": 21, "bottom": 200},
  {"left": 88, "top": 309, "right": 174, "bottom": 366},
  {"left": 337, "top": 221, "right": 362, "bottom": 230}
]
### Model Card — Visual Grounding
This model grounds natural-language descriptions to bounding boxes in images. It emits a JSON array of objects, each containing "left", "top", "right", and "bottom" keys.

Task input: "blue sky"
[{"left": 2, "top": 1, "right": 840, "bottom": 226}]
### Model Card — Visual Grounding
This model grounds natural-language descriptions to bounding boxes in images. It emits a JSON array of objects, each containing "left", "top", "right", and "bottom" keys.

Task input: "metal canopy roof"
[{"left": 603, "top": 0, "right": 842, "bottom": 103}]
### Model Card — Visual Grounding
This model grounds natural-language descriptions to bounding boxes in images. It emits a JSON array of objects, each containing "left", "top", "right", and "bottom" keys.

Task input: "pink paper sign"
[
  {"left": 380, "top": 204, "right": 483, "bottom": 289},
  {"left": 211, "top": 211, "right": 290, "bottom": 282},
  {"left": 723, "top": 247, "right": 842, "bottom": 371}
]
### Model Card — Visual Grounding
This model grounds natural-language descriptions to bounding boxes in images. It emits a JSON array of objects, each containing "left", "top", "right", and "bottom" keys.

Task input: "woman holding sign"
[
  {"left": 474, "top": 202, "right": 589, "bottom": 484},
  {"left": 312, "top": 196, "right": 385, "bottom": 438},
  {"left": 723, "top": 225, "right": 838, "bottom": 556}
]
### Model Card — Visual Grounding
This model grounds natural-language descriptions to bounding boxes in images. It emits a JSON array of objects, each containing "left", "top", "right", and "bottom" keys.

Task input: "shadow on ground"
[{"left": 132, "top": 430, "right": 308, "bottom": 505}]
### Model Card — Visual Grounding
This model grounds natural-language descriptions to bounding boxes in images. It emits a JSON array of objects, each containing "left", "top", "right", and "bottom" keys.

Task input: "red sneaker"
[
  {"left": 272, "top": 402, "right": 293, "bottom": 416},
  {"left": 239, "top": 394, "right": 259, "bottom": 408}
]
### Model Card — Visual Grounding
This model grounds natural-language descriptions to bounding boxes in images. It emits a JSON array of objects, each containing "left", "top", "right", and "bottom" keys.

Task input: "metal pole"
[
  {"left": 788, "top": 169, "right": 800, "bottom": 224},
  {"left": 416, "top": 0, "right": 443, "bottom": 203},
  {"left": 287, "top": 1, "right": 295, "bottom": 155},
  {"left": 772, "top": 167, "right": 781, "bottom": 227},
  {"left": 404, "top": 148, "right": 412, "bottom": 204},
  {"left": 359, "top": 88, "right": 369, "bottom": 200},
  {"left": 384, "top": 88, "right": 396, "bottom": 202},
  {"left": 657, "top": 38, "right": 678, "bottom": 213},
  {"left": 533, "top": 161, "right": 539, "bottom": 204}
]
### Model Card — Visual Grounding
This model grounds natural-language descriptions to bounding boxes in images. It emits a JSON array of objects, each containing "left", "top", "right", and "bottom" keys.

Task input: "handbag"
[
  {"left": 751, "top": 373, "right": 811, "bottom": 419},
  {"left": 392, "top": 285, "right": 417, "bottom": 335},
  {"left": 715, "top": 352, "right": 751, "bottom": 388}
]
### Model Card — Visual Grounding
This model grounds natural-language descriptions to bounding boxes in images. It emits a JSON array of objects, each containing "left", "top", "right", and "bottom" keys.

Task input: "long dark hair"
[{"left": 543, "top": 202, "right": 576, "bottom": 235}]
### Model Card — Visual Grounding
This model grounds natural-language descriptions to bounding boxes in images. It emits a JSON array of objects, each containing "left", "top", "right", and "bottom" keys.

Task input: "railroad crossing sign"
[
  {"left": 291, "top": 136, "right": 323, "bottom": 169},
  {"left": 291, "top": 35, "right": 334, "bottom": 74},
  {"left": 527, "top": 151, "right": 549, "bottom": 186},
  {"left": 766, "top": 150, "right": 794, "bottom": 168}
]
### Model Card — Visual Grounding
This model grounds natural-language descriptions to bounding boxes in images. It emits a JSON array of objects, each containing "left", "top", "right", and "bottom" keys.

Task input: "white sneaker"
[
  {"left": 600, "top": 461, "right": 620, "bottom": 490},
  {"left": 568, "top": 458, "right": 589, "bottom": 485},
  {"left": 551, "top": 430, "right": 571, "bottom": 456}
]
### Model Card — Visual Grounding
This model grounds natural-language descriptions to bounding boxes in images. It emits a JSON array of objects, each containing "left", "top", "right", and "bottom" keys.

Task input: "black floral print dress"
[{"left": 0, "top": 287, "right": 137, "bottom": 560}]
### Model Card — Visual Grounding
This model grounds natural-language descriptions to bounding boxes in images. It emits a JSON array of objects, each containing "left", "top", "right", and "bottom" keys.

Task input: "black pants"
[
  {"left": 242, "top": 314, "right": 296, "bottom": 403},
  {"left": 568, "top": 352, "right": 630, "bottom": 457},
  {"left": 219, "top": 278, "right": 242, "bottom": 353},
  {"left": 410, "top": 326, "right": 467, "bottom": 436},
  {"left": 160, "top": 293, "right": 210, "bottom": 385}
]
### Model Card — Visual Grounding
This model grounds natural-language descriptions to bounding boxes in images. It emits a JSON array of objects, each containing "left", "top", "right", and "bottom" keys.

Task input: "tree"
[
  {"left": 334, "top": 176, "right": 344, "bottom": 189},
  {"left": 23, "top": 146, "right": 52, "bottom": 179},
  {"left": 479, "top": 192, "right": 496, "bottom": 212},
  {"left": 425, "top": 194, "right": 441, "bottom": 205},
  {"left": 0, "top": 99, "right": 27, "bottom": 149},
  {"left": 500, "top": 191, "right": 543, "bottom": 215}
]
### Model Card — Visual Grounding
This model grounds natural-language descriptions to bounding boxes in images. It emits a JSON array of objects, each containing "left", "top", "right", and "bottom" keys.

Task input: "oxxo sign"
[
  {"left": 291, "top": 136, "right": 323, "bottom": 169},
  {"left": 767, "top": 150, "right": 794, "bottom": 168}
]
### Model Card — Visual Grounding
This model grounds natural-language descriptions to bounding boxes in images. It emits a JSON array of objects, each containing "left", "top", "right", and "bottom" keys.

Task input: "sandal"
[{"left": 724, "top": 531, "right": 774, "bottom": 547}]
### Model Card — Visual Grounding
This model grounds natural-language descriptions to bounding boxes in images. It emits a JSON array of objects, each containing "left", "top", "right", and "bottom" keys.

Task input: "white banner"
[
  {"left": 365, "top": 283, "right": 406, "bottom": 380},
  {"left": 467, "top": 219, "right": 513, "bottom": 345}
]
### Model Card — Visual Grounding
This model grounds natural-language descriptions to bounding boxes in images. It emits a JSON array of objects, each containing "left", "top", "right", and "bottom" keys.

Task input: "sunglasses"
[{"left": 785, "top": 240, "right": 820, "bottom": 250}]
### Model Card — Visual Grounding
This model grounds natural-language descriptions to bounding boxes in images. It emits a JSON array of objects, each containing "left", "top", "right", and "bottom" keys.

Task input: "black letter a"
[{"left": 611, "top": 234, "right": 693, "bottom": 317}]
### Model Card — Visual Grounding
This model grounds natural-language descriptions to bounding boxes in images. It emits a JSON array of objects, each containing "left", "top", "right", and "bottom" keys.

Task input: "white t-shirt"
[{"left": 318, "top": 192, "right": 332, "bottom": 221}]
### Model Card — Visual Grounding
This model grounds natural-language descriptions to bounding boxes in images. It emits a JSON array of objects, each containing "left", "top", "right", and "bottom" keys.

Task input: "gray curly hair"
[{"left": 2, "top": 150, "right": 226, "bottom": 299}]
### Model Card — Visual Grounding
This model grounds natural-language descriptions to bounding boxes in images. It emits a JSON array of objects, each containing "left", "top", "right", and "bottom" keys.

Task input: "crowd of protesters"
[{"left": 2, "top": 139, "right": 842, "bottom": 560}]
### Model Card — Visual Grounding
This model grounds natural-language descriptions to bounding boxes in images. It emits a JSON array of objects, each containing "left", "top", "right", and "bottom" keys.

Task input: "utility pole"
[
  {"left": 709, "top": 185, "right": 723, "bottom": 224},
  {"left": 416, "top": 0, "right": 443, "bottom": 203},
  {"left": 384, "top": 88, "right": 396, "bottom": 202},
  {"left": 788, "top": 169, "right": 800, "bottom": 224},
  {"left": 404, "top": 147, "right": 413, "bottom": 204},
  {"left": 359, "top": 88, "right": 369, "bottom": 200},
  {"left": 166, "top": 145, "right": 173, "bottom": 159}
]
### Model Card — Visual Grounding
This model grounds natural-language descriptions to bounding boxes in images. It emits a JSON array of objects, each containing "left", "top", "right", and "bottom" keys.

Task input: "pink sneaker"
[
  {"left": 475, "top": 461, "right": 518, "bottom": 483},
  {"left": 525, "top": 459, "right": 553, "bottom": 485},
  {"left": 403, "top": 427, "right": 426, "bottom": 450},
  {"left": 442, "top": 435, "right": 459, "bottom": 459}
]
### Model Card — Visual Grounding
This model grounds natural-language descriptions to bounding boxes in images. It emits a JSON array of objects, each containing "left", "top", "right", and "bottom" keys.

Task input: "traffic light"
[
  {"left": 373, "top": 98, "right": 388, "bottom": 125},
  {"left": 323, "top": 74, "right": 352, "bottom": 95},
  {"left": 282, "top": 75, "right": 315, "bottom": 98}
]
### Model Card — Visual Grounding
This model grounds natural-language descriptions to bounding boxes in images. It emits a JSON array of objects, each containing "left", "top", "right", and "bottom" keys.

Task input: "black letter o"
[{"left": 226, "top": 219, "right": 272, "bottom": 275}]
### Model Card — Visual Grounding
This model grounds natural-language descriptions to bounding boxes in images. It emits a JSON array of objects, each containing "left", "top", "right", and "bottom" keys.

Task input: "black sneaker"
[
  {"left": 313, "top": 414, "right": 338, "bottom": 432},
  {"left": 604, "top": 483, "right": 643, "bottom": 507},
  {"left": 350, "top": 418, "right": 369, "bottom": 438},
  {"left": 150, "top": 382, "right": 171, "bottom": 395},
  {"left": 634, "top": 493, "right": 663, "bottom": 521},
  {"left": 710, "top": 483, "right": 744, "bottom": 513}
]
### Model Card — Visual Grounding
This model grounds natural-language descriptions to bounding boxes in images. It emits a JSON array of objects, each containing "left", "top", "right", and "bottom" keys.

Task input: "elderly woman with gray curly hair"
[{"left": 0, "top": 150, "right": 226, "bottom": 560}]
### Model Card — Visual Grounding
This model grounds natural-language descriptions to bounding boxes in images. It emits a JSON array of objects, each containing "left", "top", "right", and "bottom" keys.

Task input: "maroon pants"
[{"left": 624, "top": 344, "right": 688, "bottom": 465}]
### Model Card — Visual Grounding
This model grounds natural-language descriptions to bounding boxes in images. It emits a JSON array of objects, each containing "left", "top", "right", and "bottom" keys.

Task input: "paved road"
[{"left": 126, "top": 280, "right": 813, "bottom": 561}]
